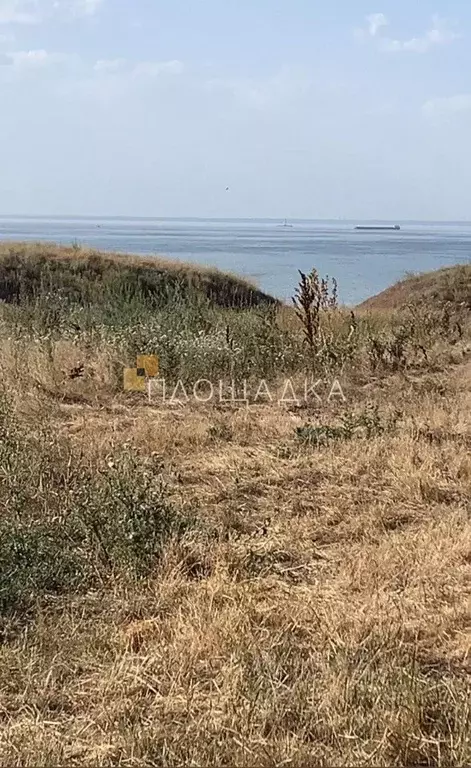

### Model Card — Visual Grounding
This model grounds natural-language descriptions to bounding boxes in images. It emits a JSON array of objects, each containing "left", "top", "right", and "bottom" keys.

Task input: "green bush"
[
  {"left": 296, "top": 405, "right": 402, "bottom": 447},
  {"left": 0, "top": 391, "right": 196, "bottom": 617}
]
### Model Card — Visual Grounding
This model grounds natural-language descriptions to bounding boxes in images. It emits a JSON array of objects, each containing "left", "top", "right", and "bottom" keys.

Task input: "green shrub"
[
  {"left": 296, "top": 405, "right": 401, "bottom": 447},
  {"left": 0, "top": 391, "right": 196, "bottom": 617}
]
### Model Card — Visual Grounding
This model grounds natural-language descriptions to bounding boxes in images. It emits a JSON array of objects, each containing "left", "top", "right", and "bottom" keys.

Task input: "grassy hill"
[
  {"left": 358, "top": 263, "right": 471, "bottom": 313},
  {"left": 0, "top": 250, "right": 470, "bottom": 765},
  {"left": 0, "top": 241, "right": 278, "bottom": 309}
]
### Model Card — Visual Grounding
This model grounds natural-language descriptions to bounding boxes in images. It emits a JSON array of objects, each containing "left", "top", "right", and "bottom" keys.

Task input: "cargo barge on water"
[{"left": 355, "top": 224, "right": 401, "bottom": 231}]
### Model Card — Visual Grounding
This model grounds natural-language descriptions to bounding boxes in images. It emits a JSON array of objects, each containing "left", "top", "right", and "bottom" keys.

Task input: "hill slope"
[
  {"left": 0, "top": 241, "right": 277, "bottom": 309},
  {"left": 358, "top": 263, "right": 471, "bottom": 312}
]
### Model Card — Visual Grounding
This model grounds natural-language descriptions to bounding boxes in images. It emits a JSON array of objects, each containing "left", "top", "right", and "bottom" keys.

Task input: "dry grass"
[
  {"left": 0, "top": 255, "right": 470, "bottom": 766},
  {"left": 0, "top": 240, "right": 257, "bottom": 285},
  {"left": 358, "top": 263, "right": 471, "bottom": 312},
  {"left": 0, "top": 241, "right": 277, "bottom": 308}
]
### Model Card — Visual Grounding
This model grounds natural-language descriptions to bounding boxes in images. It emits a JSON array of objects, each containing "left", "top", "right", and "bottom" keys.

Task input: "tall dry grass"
[{"left": 0, "top": 249, "right": 470, "bottom": 766}]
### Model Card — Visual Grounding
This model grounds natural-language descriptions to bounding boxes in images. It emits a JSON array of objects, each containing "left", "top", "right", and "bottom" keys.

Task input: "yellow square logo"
[
  {"left": 137, "top": 355, "right": 159, "bottom": 378},
  {"left": 123, "top": 355, "right": 159, "bottom": 392}
]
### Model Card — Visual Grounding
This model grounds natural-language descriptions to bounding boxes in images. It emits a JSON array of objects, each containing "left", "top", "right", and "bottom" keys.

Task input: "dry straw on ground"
[{"left": 0, "top": 247, "right": 470, "bottom": 766}]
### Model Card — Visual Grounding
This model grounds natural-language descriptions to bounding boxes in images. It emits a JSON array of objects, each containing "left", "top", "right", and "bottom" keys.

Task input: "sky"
[{"left": 0, "top": 0, "right": 470, "bottom": 219}]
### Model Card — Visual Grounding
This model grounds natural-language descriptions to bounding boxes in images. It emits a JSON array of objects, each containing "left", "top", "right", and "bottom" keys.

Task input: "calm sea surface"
[{"left": 1, "top": 217, "right": 470, "bottom": 305}]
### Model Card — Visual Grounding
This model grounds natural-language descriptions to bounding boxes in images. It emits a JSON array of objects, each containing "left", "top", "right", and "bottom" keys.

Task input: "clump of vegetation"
[
  {"left": 292, "top": 268, "right": 338, "bottom": 347},
  {"left": 292, "top": 268, "right": 359, "bottom": 375},
  {"left": 296, "top": 404, "right": 402, "bottom": 446},
  {"left": 0, "top": 389, "right": 197, "bottom": 617},
  {"left": 364, "top": 298, "right": 468, "bottom": 373}
]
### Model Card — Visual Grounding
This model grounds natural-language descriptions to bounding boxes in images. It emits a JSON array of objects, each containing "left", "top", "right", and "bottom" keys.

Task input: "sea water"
[{"left": 1, "top": 216, "right": 470, "bottom": 305}]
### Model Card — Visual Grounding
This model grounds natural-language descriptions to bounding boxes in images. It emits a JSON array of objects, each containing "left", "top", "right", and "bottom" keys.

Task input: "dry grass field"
[{"left": 0, "top": 246, "right": 470, "bottom": 766}]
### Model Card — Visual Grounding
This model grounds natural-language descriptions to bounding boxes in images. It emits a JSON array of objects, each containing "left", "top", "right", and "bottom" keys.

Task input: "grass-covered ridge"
[
  {"left": 0, "top": 241, "right": 278, "bottom": 309},
  {"left": 0, "top": 249, "right": 470, "bottom": 765},
  {"left": 359, "top": 262, "right": 471, "bottom": 312}
]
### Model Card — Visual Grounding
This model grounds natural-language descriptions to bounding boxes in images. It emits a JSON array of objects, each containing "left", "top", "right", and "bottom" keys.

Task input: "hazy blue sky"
[{"left": 0, "top": 0, "right": 470, "bottom": 219}]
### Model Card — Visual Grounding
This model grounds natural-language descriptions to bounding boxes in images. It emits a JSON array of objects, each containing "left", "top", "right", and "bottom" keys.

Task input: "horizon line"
[{"left": 1, "top": 214, "right": 471, "bottom": 224}]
